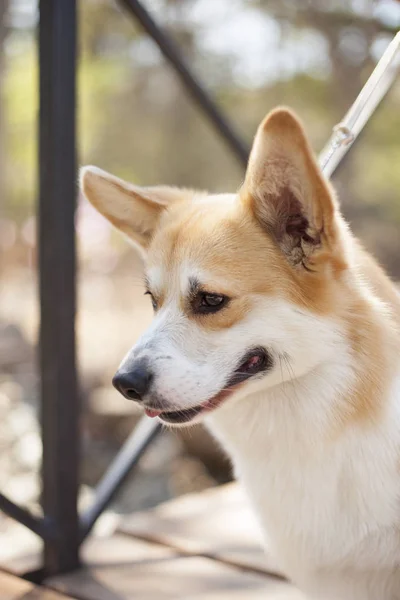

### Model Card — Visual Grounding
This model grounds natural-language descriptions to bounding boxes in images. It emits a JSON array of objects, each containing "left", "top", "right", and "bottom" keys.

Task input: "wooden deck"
[
  {"left": 0, "top": 570, "right": 68, "bottom": 599},
  {"left": 2, "top": 483, "right": 305, "bottom": 599}
]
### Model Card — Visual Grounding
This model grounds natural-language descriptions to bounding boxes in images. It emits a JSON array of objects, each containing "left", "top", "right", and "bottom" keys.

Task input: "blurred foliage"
[{"left": 1, "top": 0, "right": 400, "bottom": 273}]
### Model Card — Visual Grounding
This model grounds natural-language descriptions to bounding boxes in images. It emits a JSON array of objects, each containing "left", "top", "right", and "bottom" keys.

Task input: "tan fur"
[
  {"left": 338, "top": 243, "right": 400, "bottom": 428},
  {"left": 243, "top": 108, "right": 343, "bottom": 271},
  {"left": 81, "top": 166, "right": 190, "bottom": 250}
]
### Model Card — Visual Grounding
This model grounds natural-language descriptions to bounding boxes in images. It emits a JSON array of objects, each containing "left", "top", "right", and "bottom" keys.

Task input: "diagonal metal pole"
[
  {"left": 118, "top": 0, "right": 250, "bottom": 167},
  {"left": 80, "top": 417, "right": 161, "bottom": 541},
  {"left": 0, "top": 492, "right": 55, "bottom": 539},
  {"left": 320, "top": 31, "right": 400, "bottom": 177},
  {"left": 39, "top": 0, "right": 80, "bottom": 576}
]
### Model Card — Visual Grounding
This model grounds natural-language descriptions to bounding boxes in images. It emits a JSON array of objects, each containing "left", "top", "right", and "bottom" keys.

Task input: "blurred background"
[{"left": 0, "top": 0, "right": 399, "bottom": 566}]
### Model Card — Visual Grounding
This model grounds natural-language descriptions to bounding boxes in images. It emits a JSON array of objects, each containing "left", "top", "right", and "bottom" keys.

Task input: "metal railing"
[{"left": 0, "top": 0, "right": 398, "bottom": 583}]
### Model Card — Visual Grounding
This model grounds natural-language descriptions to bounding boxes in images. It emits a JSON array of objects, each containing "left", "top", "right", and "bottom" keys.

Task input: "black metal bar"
[
  {"left": 23, "top": 567, "right": 47, "bottom": 585},
  {"left": 80, "top": 417, "right": 162, "bottom": 541},
  {"left": 0, "top": 492, "right": 55, "bottom": 540},
  {"left": 118, "top": 0, "right": 250, "bottom": 168},
  {"left": 39, "top": 0, "right": 80, "bottom": 576}
]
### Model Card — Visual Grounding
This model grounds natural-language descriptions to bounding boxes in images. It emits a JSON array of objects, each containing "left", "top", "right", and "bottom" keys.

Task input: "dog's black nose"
[{"left": 112, "top": 361, "right": 153, "bottom": 401}]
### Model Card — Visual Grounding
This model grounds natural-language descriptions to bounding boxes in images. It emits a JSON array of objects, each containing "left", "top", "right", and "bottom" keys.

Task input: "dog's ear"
[
  {"left": 242, "top": 108, "right": 342, "bottom": 271},
  {"left": 80, "top": 166, "right": 187, "bottom": 253}
]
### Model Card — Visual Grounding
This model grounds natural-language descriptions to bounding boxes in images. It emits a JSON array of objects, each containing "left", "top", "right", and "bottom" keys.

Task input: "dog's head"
[{"left": 81, "top": 108, "right": 350, "bottom": 426}]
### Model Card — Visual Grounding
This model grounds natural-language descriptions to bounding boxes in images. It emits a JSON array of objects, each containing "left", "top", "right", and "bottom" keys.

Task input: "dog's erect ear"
[
  {"left": 243, "top": 107, "right": 341, "bottom": 271},
  {"left": 80, "top": 166, "right": 187, "bottom": 253}
]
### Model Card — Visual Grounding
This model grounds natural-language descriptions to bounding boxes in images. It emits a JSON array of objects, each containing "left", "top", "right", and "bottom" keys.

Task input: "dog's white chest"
[{"left": 207, "top": 381, "right": 400, "bottom": 582}]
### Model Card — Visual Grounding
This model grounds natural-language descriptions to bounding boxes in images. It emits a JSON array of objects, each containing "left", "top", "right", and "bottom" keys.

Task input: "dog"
[{"left": 81, "top": 107, "right": 400, "bottom": 599}]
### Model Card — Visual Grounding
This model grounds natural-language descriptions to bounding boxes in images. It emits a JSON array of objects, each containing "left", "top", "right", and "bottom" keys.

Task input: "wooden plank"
[
  {"left": 81, "top": 532, "right": 178, "bottom": 566},
  {"left": 0, "top": 570, "right": 73, "bottom": 599},
  {"left": 0, "top": 572, "right": 34, "bottom": 599},
  {"left": 48, "top": 555, "right": 304, "bottom": 600},
  {"left": 118, "top": 483, "right": 285, "bottom": 577},
  {"left": 1, "top": 532, "right": 176, "bottom": 576}
]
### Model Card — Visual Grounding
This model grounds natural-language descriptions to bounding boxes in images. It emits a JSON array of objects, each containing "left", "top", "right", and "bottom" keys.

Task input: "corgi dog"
[{"left": 81, "top": 108, "right": 400, "bottom": 600}]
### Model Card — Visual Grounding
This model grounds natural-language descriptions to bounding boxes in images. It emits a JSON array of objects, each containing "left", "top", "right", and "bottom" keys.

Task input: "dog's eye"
[
  {"left": 145, "top": 291, "right": 157, "bottom": 311},
  {"left": 203, "top": 294, "right": 224, "bottom": 307},
  {"left": 193, "top": 293, "right": 228, "bottom": 314}
]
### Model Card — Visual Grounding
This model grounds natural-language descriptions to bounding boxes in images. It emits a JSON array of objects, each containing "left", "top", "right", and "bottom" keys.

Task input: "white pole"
[{"left": 319, "top": 31, "right": 400, "bottom": 178}]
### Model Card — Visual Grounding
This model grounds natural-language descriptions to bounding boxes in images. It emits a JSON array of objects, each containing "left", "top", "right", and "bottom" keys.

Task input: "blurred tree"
[
  {"left": 1, "top": 0, "right": 400, "bottom": 273},
  {"left": 0, "top": 0, "right": 8, "bottom": 214}
]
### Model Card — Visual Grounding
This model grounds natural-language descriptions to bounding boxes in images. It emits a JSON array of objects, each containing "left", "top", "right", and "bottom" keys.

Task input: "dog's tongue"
[{"left": 145, "top": 408, "right": 162, "bottom": 418}]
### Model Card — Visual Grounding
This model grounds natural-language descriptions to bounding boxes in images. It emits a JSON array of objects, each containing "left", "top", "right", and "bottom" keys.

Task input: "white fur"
[{"left": 208, "top": 370, "right": 400, "bottom": 599}]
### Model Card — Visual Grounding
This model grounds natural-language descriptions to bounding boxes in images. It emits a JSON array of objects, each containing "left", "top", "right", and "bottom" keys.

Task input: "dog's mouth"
[{"left": 145, "top": 347, "right": 272, "bottom": 424}]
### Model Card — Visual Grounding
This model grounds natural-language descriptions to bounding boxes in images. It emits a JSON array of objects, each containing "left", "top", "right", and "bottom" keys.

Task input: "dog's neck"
[{"left": 207, "top": 358, "right": 353, "bottom": 456}]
